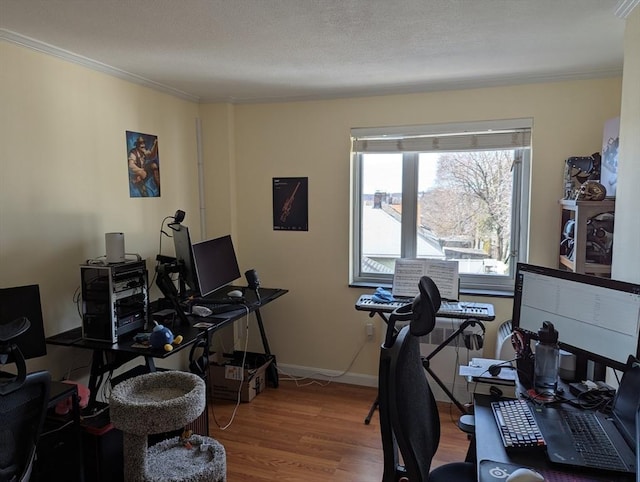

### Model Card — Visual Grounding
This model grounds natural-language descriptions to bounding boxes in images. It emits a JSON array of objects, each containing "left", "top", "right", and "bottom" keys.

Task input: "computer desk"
[
  {"left": 35, "top": 381, "right": 85, "bottom": 481},
  {"left": 474, "top": 393, "right": 635, "bottom": 482},
  {"left": 46, "top": 286, "right": 287, "bottom": 411}
]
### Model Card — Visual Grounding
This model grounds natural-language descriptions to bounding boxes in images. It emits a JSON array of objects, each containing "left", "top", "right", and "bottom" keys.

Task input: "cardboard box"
[{"left": 209, "top": 351, "right": 273, "bottom": 402}]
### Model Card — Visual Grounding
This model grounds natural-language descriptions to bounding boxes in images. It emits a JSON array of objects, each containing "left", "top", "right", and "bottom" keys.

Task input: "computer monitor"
[
  {"left": 172, "top": 223, "right": 199, "bottom": 295},
  {"left": 0, "top": 284, "right": 47, "bottom": 360},
  {"left": 192, "top": 234, "right": 241, "bottom": 298},
  {"left": 512, "top": 263, "right": 640, "bottom": 374},
  {"left": 636, "top": 388, "right": 640, "bottom": 482}
]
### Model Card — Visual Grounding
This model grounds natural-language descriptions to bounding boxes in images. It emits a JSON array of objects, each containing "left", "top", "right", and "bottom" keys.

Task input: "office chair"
[
  {"left": 0, "top": 317, "right": 51, "bottom": 482},
  {"left": 378, "top": 276, "right": 476, "bottom": 482}
]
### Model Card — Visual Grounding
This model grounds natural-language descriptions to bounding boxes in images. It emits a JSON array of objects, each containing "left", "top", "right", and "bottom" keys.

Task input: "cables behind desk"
[{"left": 210, "top": 304, "right": 250, "bottom": 431}]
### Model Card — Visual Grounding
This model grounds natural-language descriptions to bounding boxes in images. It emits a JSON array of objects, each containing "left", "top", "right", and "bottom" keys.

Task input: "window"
[{"left": 350, "top": 119, "right": 531, "bottom": 295}]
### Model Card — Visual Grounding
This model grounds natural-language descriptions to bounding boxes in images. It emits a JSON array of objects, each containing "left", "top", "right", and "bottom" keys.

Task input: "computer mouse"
[
  {"left": 191, "top": 305, "right": 213, "bottom": 317},
  {"left": 506, "top": 467, "right": 545, "bottom": 482},
  {"left": 227, "top": 289, "right": 243, "bottom": 298}
]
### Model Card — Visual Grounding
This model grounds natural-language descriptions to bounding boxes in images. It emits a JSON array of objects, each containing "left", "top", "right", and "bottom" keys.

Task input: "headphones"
[
  {"left": 189, "top": 338, "right": 209, "bottom": 378},
  {"left": 488, "top": 358, "right": 517, "bottom": 377},
  {"left": 463, "top": 320, "right": 485, "bottom": 351}
]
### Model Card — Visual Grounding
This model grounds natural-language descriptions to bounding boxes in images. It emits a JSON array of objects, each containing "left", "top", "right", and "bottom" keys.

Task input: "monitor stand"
[
  {"left": 155, "top": 261, "right": 190, "bottom": 326},
  {"left": 573, "top": 353, "right": 607, "bottom": 382}
]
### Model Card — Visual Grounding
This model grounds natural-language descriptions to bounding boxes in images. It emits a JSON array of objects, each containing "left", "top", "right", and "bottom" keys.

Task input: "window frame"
[{"left": 350, "top": 119, "right": 531, "bottom": 296}]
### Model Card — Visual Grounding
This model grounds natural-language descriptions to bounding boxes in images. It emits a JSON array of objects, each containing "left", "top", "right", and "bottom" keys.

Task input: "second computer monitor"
[
  {"left": 0, "top": 284, "right": 47, "bottom": 360},
  {"left": 172, "top": 224, "right": 199, "bottom": 294},
  {"left": 192, "top": 234, "right": 241, "bottom": 298}
]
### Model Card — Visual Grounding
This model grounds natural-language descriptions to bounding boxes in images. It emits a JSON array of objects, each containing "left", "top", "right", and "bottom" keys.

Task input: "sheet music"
[{"left": 392, "top": 259, "right": 459, "bottom": 300}]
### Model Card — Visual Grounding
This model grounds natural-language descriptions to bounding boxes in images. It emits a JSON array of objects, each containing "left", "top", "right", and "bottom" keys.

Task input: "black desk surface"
[
  {"left": 48, "top": 380, "right": 78, "bottom": 406},
  {"left": 46, "top": 286, "right": 287, "bottom": 358},
  {"left": 474, "top": 394, "right": 634, "bottom": 482}
]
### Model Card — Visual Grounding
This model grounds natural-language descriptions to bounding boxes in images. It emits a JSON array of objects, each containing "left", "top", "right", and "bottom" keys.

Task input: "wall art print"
[
  {"left": 273, "top": 177, "right": 308, "bottom": 231},
  {"left": 126, "top": 131, "right": 161, "bottom": 197},
  {"left": 601, "top": 117, "right": 619, "bottom": 198}
]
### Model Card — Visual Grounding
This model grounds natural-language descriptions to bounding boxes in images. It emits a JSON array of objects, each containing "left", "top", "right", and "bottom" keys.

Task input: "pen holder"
[{"left": 516, "top": 354, "right": 535, "bottom": 389}]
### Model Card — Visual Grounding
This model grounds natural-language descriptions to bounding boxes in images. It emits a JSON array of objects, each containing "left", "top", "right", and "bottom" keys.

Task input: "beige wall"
[
  {"left": 1, "top": 42, "right": 202, "bottom": 380},
  {"left": 209, "top": 80, "right": 622, "bottom": 382},
  {"left": 2, "top": 27, "right": 636, "bottom": 391}
]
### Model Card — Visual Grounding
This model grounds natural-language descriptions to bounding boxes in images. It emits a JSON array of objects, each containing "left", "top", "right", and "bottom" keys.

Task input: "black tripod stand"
[{"left": 364, "top": 311, "right": 484, "bottom": 424}]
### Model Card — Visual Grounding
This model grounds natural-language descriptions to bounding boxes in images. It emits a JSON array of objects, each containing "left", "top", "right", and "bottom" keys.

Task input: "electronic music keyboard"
[{"left": 355, "top": 294, "right": 495, "bottom": 321}]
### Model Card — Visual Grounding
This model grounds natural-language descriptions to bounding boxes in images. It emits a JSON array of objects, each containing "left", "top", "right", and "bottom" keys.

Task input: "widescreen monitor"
[
  {"left": 0, "top": 284, "right": 47, "bottom": 360},
  {"left": 192, "top": 234, "right": 241, "bottom": 298},
  {"left": 512, "top": 263, "right": 640, "bottom": 373},
  {"left": 172, "top": 224, "right": 199, "bottom": 295}
]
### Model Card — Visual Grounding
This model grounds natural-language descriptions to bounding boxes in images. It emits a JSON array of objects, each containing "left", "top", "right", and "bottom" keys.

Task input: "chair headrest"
[
  {"left": 386, "top": 276, "right": 441, "bottom": 338},
  {"left": 410, "top": 276, "right": 440, "bottom": 337},
  {"left": 0, "top": 317, "right": 30, "bottom": 344},
  {"left": 0, "top": 317, "right": 30, "bottom": 395}
]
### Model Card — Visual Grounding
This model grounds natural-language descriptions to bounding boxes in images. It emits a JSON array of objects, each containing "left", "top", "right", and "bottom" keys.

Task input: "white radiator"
[
  {"left": 495, "top": 319, "right": 516, "bottom": 361},
  {"left": 415, "top": 318, "right": 483, "bottom": 405}
]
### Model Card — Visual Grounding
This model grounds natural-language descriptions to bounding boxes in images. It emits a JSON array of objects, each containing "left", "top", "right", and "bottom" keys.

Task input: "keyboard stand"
[
  {"left": 362, "top": 308, "right": 486, "bottom": 424},
  {"left": 421, "top": 317, "right": 485, "bottom": 414}
]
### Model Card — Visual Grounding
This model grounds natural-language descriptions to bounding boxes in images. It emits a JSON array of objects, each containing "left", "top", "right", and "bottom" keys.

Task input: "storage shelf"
[
  {"left": 559, "top": 199, "right": 615, "bottom": 276},
  {"left": 558, "top": 255, "right": 612, "bottom": 274}
]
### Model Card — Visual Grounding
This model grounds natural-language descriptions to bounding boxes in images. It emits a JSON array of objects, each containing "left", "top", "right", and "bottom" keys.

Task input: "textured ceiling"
[{"left": 0, "top": 0, "right": 631, "bottom": 103}]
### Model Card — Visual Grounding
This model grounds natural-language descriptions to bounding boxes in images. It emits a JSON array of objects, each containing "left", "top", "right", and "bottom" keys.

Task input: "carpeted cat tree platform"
[{"left": 110, "top": 371, "right": 226, "bottom": 482}]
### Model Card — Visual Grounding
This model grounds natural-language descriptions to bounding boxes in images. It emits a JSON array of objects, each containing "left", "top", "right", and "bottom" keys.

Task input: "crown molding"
[
  {"left": 614, "top": 0, "right": 640, "bottom": 18},
  {"left": 0, "top": 29, "right": 201, "bottom": 103}
]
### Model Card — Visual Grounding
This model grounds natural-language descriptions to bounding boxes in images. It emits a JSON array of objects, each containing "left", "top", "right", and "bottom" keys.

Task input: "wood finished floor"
[{"left": 207, "top": 379, "right": 470, "bottom": 481}]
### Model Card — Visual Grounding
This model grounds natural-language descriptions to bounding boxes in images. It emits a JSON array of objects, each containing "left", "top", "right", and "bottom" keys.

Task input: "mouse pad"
[{"left": 479, "top": 460, "right": 621, "bottom": 482}]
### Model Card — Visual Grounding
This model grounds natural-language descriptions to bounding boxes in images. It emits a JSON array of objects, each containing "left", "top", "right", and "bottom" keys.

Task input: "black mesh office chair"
[
  {"left": 378, "top": 276, "right": 476, "bottom": 482},
  {"left": 0, "top": 317, "right": 51, "bottom": 482}
]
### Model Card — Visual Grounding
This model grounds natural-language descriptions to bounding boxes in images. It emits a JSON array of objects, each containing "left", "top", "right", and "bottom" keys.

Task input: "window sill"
[{"left": 349, "top": 282, "right": 514, "bottom": 299}]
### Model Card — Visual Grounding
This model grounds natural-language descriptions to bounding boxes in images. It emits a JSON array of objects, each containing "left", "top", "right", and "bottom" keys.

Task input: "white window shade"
[{"left": 352, "top": 119, "right": 532, "bottom": 153}]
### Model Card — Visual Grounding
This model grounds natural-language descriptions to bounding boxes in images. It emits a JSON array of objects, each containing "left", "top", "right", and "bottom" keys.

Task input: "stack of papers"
[{"left": 459, "top": 358, "right": 516, "bottom": 385}]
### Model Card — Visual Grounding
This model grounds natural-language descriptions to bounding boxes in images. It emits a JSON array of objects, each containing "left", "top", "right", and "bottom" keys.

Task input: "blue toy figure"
[{"left": 149, "top": 322, "right": 183, "bottom": 351}]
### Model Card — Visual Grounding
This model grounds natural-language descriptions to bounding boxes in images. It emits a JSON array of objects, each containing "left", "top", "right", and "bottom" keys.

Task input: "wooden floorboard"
[{"left": 207, "top": 379, "right": 470, "bottom": 481}]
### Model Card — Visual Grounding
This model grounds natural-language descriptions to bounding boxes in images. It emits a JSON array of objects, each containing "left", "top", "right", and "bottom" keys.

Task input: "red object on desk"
[{"left": 54, "top": 380, "right": 89, "bottom": 415}]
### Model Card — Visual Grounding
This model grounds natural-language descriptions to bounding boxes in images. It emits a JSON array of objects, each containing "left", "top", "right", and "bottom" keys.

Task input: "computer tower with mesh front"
[{"left": 81, "top": 260, "right": 148, "bottom": 343}]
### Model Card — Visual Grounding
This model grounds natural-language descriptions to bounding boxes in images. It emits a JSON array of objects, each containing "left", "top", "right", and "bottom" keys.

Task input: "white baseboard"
[
  {"left": 276, "top": 362, "right": 472, "bottom": 406},
  {"left": 276, "top": 363, "right": 378, "bottom": 388}
]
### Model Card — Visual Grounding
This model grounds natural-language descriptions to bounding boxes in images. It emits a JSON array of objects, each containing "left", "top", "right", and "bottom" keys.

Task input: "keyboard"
[
  {"left": 355, "top": 294, "right": 495, "bottom": 321},
  {"left": 562, "top": 411, "right": 627, "bottom": 471},
  {"left": 491, "top": 399, "right": 546, "bottom": 453}
]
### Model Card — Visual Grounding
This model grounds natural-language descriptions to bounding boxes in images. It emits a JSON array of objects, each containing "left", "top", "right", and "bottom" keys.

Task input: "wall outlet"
[{"left": 366, "top": 322, "right": 374, "bottom": 340}]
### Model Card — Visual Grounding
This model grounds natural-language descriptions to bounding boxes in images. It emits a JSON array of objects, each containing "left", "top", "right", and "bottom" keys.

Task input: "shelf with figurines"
[{"left": 560, "top": 153, "right": 614, "bottom": 276}]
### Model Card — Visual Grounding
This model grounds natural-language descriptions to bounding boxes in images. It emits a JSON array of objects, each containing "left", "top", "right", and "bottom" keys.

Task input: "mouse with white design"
[
  {"left": 506, "top": 467, "right": 545, "bottom": 482},
  {"left": 191, "top": 305, "right": 212, "bottom": 317},
  {"left": 227, "top": 289, "right": 243, "bottom": 298}
]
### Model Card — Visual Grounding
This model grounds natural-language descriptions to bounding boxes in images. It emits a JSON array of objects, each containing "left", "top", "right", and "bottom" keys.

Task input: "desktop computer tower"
[{"left": 81, "top": 260, "right": 148, "bottom": 343}]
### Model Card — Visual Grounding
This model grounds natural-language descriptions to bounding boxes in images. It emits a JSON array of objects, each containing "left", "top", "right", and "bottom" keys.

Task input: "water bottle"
[{"left": 534, "top": 321, "right": 559, "bottom": 396}]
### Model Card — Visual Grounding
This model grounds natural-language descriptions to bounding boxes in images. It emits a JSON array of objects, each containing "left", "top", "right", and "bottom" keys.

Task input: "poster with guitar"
[{"left": 273, "top": 177, "right": 308, "bottom": 231}]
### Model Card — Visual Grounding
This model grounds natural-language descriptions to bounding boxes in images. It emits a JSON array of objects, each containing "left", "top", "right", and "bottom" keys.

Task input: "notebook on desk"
[{"left": 530, "top": 363, "right": 640, "bottom": 475}]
